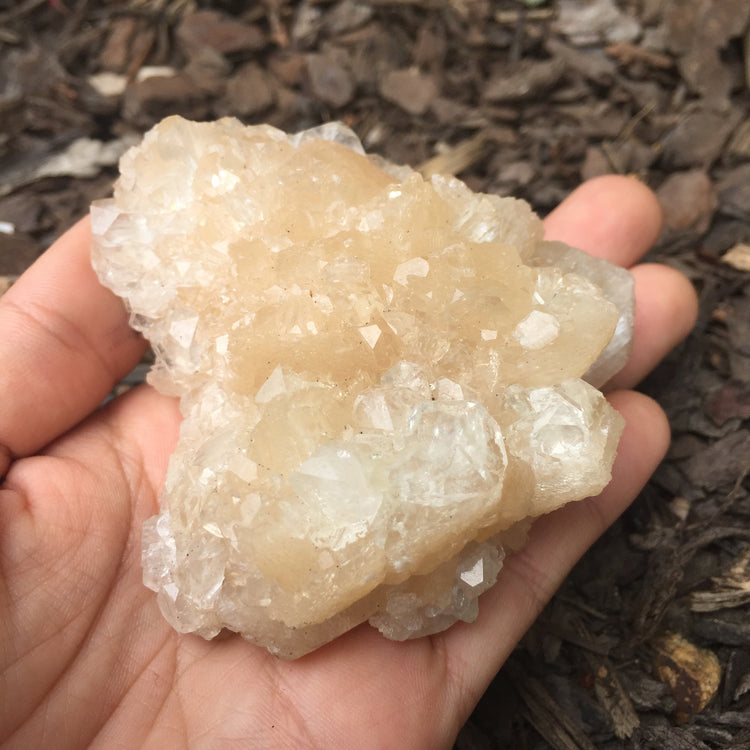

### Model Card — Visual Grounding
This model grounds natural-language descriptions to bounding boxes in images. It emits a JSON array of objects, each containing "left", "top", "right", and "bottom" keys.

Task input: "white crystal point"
[{"left": 91, "top": 116, "right": 631, "bottom": 658}]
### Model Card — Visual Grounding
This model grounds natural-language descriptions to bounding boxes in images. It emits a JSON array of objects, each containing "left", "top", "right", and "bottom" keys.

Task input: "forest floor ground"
[{"left": 1, "top": 2, "right": 749, "bottom": 748}]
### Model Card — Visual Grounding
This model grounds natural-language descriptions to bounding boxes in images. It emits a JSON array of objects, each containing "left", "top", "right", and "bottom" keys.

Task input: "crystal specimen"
[{"left": 90, "top": 116, "right": 633, "bottom": 658}]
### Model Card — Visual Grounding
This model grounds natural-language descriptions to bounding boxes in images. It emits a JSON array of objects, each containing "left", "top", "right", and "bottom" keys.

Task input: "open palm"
[{"left": 0, "top": 176, "right": 697, "bottom": 749}]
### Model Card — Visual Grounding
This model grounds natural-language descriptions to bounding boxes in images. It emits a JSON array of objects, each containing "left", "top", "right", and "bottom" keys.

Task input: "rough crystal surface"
[{"left": 91, "top": 116, "right": 633, "bottom": 658}]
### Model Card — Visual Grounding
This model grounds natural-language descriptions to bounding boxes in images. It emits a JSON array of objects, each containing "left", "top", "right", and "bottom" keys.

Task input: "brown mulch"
[{"left": 1, "top": 1, "right": 749, "bottom": 747}]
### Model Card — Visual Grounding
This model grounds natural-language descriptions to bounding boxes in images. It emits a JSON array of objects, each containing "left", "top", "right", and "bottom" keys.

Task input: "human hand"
[{"left": 0, "top": 175, "right": 697, "bottom": 749}]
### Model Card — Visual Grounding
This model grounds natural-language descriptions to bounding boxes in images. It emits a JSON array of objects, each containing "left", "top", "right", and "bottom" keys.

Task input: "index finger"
[
  {"left": 543, "top": 175, "right": 663, "bottom": 267},
  {"left": 0, "top": 216, "right": 146, "bottom": 470}
]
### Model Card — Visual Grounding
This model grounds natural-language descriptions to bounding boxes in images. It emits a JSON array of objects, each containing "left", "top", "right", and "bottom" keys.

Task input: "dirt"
[{"left": 1, "top": 1, "right": 749, "bottom": 747}]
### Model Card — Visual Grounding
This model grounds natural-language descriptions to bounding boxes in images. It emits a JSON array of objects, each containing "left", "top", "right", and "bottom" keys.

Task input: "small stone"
[
  {"left": 91, "top": 117, "right": 631, "bottom": 658},
  {"left": 380, "top": 68, "right": 438, "bottom": 115}
]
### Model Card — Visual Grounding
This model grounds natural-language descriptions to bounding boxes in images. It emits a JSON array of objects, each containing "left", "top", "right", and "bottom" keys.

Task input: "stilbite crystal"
[{"left": 91, "top": 116, "right": 633, "bottom": 658}]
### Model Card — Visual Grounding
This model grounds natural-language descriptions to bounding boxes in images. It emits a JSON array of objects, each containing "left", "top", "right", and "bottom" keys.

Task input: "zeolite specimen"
[{"left": 91, "top": 116, "right": 633, "bottom": 659}]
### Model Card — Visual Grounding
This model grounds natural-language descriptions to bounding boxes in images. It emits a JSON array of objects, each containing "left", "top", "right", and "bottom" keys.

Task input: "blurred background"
[{"left": 0, "top": 1, "right": 749, "bottom": 747}]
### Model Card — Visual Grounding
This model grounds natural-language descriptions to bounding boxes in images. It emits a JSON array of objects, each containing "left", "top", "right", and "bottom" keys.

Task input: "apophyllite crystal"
[{"left": 91, "top": 116, "right": 633, "bottom": 658}]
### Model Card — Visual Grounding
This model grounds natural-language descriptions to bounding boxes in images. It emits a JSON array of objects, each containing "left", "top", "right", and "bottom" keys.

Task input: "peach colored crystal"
[{"left": 91, "top": 117, "right": 632, "bottom": 658}]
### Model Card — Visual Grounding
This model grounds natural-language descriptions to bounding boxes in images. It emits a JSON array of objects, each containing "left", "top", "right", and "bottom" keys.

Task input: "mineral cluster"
[{"left": 91, "top": 116, "right": 633, "bottom": 658}]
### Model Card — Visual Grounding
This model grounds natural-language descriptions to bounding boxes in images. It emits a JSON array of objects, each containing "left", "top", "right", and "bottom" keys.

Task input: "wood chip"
[
  {"left": 691, "top": 545, "right": 750, "bottom": 611},
  {"left": 483, "top": 58, "right": 565, "bottom": 102},
  {"left": 706, "top": 380, "right": 750, "bottom": 425},
  {"left": 721, "top": 243, "right": 750, "bottom": 272},
  {"left": 591, "top": 661, "right": 640, "bottom": 738},
  {"left": 654, "top": 632, "right": 722, "bottom": 716},
  {"left": 306, "top": 52, "right": 355, "bottom": 108},
  {"left": 379, "top": 68, "right": 438, "bottom": 115},
  {"left": 509, "top": 669, "right": 598, "bottom": 750},
  {"left": 417, "top": 134, "right": 489, "bottom": 178},
  {"left": 605, "top": 41, "right": 673, "bottom": 69}
]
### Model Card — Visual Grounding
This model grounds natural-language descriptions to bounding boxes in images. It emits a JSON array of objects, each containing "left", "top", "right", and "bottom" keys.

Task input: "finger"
[
  {"left": 99, "top": 384, "right": 181, "bottom": 504},
  {"left": 0, "top": 216, "right": 146, "bottom": 462},
  {"left": 543, "top": 175, "right": 663, "bottom": 267},
  {"left": 543, "top": 176, "right": 698, "bottom": 389},
  {"left": 440, "top": 390, "right": 670, "bottom": 715},
  {"left": 607, "top": 263, "right": 698, "bottom": 390}
]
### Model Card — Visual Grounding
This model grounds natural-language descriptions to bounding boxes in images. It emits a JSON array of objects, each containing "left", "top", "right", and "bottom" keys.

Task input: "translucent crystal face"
[{"left": 91, "top": 116, "right": 632, "bottom": 658}]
